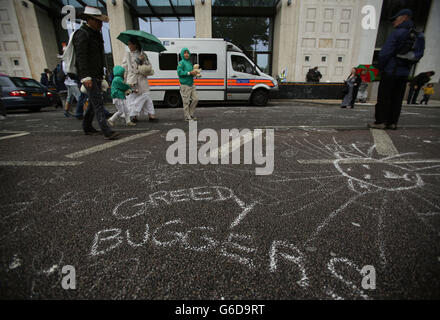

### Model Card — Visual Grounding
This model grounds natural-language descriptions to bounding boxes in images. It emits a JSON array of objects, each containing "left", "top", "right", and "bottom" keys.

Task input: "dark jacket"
[
  {"left": 378, "top": 20, "right": 415, "bottom": 77},
  {"left": 40, "top": 73, "right": 49, "bottom": 87},
  {"left": 410, "top": 72, "right": 431, "bottom": 87},
  {"left": 72, "top": 24, "right": 105, "bottom": 81}
]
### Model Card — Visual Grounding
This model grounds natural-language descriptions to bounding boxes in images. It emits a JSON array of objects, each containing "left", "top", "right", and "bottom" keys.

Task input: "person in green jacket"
[
  {"left": 177, "top": 48, "right": 199, "bottom": 121},
  {"left": 108, "top": 65, "right": 136, "bottom": 127}
]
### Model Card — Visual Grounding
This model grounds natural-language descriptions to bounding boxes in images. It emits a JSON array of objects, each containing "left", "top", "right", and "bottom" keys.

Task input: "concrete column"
[
  {"left": 13, "top": 0, "right": 57, "bottom": 80},
  {"left": 106, "top": 0, "right": 133, "bottom": 66},
  {"left": 415, "top": 0, "right": 440, "bottom": 83},
  {"left": 195, "top": 0, "right": 212, "bottom": 38},
  {"left": 352, "top": 0, "right": 383, "bottom": 66},
  {"left": 0, "top": 0, "right": 31, "bottom": 77},
  {"left": 272, "top": 0, "right": 301, "bottom": 81}
]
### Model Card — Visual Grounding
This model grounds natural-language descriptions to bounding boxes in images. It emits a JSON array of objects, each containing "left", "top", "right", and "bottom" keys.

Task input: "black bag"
[{"left": 342, "top": 82, "right": 349, "bottom": 95}]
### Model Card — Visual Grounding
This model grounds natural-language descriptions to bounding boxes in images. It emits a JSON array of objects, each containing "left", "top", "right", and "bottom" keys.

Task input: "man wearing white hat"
[{"left": 73, "top": 6, "right": 119, "bottom": 139}]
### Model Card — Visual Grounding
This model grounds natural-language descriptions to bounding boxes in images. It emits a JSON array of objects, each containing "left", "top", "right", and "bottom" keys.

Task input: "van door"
[{"left": 226, "top": 52, "right": 258, "bottom": 101}]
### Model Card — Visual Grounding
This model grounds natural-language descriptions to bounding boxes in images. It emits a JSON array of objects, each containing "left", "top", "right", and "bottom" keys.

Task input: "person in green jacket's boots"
[
  {"left": 177, "top": 48, "right": 199, "bottom": 121},
  {"left": 108, "top": 65, "right": 136, "bottom": 127}
]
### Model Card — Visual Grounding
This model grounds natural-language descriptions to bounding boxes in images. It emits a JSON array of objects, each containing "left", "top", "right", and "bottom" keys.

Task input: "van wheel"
[
  {"left": 164, "top": 91, "right": 182, "bottom": 108},
  {"left": 251, "top": 89, "right": 269, "bottom": 106}
]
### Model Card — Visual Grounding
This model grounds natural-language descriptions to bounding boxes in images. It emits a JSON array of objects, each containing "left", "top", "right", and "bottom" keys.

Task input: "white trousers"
[
  {"left": 126, "top": 92, "right": 155, "bottom": 119},
  {"left": 111, "top": 98, "right": 131, "bottom": 123}
]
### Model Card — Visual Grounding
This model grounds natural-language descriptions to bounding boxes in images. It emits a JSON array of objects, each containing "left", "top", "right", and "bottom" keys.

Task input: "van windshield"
[{"left": 11, "top": 78, "right": 44, "bottom": 89}]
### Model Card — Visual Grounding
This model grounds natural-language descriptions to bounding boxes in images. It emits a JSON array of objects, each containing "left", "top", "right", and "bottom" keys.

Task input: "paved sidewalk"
[{"left": 276, "top": 99, "right": 440, "bottom": 108}]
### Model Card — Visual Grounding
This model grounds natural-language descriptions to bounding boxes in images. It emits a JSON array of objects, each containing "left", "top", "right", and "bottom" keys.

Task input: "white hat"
[{"left": 78, "top": 6, "right": 109, "bottom": 23}]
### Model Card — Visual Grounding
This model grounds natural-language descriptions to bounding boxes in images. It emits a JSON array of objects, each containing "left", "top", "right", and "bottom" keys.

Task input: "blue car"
[{"left": 0, "top": 74, "right": 56, "bottom": 112}]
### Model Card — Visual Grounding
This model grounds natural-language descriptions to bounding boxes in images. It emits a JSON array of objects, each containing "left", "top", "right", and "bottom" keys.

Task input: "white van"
[{"left": 147, "top": 38, "right": 278, "bottom": 107}]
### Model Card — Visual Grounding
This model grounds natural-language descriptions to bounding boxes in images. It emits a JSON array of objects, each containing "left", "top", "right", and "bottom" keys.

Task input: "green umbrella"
[
  {"left": 355, "top": 64, "right": 379, "bottom": 82},
  {"left": 117, "top": 30, "right": 166, "bottom": 53}
]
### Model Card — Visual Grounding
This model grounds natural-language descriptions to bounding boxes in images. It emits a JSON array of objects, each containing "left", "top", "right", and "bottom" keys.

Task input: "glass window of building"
[
  {"left": 212, "top": 16, "right": 272, "bottom": 73},
  {"left": 138, "top": 17, "right": 195, "bottom": 39}
]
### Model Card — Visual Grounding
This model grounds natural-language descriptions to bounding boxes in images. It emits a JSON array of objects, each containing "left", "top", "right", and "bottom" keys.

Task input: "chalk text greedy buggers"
[{"left": 166, "top": 122, "right": 274, "bottom": 176}]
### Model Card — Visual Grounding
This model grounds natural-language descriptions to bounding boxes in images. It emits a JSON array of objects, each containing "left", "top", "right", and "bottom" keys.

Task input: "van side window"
[
  {"left": 231, "top": 55, "right": 255, "bottom": 75},
  {"left": 159, "top": 53, "right": 179, "bottom": 70},
  {"left": 178, "top": 53, "right": 198, "bottom": 65},
  {"left": 199, "top": 54, "right": 217, "bottom": 71}
]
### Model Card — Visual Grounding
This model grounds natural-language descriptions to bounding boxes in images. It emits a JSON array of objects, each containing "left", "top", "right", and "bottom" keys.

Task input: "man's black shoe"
[
  {"left": 386, "top": 124, "right": 397, "bottom": 130},
  {"left": 104, "top": 132, "right": 120, "bottom": 140},
  {"left": 84, "top": 128, "right": 100, "bottom": 135}
]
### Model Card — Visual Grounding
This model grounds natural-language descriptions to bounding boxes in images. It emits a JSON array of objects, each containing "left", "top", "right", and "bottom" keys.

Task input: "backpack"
[
  {"left": 396, "top": 28, "right": 425, "bottom": 63},
  {"left": 61, "top": 27, "right": 89, "bottom": 80}
]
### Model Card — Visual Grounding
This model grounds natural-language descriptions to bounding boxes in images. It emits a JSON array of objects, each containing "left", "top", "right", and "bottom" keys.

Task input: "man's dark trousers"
[
  {"left": 407, "top": 86, "right": 421, "bottom": 104},
  {"left": 83, "top": 79, "right": 113, "bottom": 136},
  {"left": 375, "top": 73, "right": 408, "bottom": 126}
]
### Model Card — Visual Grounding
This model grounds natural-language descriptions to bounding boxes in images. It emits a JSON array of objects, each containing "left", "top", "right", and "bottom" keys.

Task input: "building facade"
[{"left": 0, "top": 0, "right": 438, "bottom": 83}]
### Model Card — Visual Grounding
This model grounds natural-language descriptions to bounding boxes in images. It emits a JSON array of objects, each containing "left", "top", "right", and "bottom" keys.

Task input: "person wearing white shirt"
[{"left": 63, "top": 61, "right": 81, "bottom": 118}]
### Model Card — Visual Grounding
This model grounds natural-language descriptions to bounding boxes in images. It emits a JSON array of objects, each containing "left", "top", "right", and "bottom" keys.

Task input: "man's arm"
[
  {"left": 177, "top": 62, "right": 195, "bottom": 77},
  {"left": 378, "top": 30, "right": 403, "bottom": 71}
]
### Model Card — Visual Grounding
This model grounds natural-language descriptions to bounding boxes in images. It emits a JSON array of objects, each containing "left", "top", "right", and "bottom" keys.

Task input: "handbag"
[{"left": 342, "top": 81, "right": 349, "bottom": 95}]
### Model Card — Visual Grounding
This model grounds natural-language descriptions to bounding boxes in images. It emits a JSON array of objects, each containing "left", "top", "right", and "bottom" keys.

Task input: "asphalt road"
[{"left": 0, "top": 101, "right": 439, "bottom": 300}]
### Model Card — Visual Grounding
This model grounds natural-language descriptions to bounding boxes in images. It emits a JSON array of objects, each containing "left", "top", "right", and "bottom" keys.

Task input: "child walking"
[
  {"left": 108, "top": 65, "right": 135, "bottom": 127},
  {"left": 420, "top": 83, "right": 435, "bottom": 105},
  {"left": 177, "top": 48, "right": 199, "bottom": 121}
]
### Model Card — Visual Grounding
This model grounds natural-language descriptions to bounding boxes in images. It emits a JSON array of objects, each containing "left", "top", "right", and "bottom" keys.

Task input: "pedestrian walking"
[
  {"left": 357, "top": 70, "right": 369, "bottom": 103},
  {"left": 407, "top": 71, "right": 435, "bottom": 104},
  {"left": 420, "top": 83, "right": 435, "bottom": 105},
  {"left": 177, "top": 47, "right": 199, "bottom": 121},
  {"left": 122, "top": 39, "right": 158, "bottom": 123},
  {"left": 108, "top": 65, "right": 136, "bottom": 127},
  {"left": 341, "top": 68, "right": 361, "bottom": 109},
  {"left": 306, "top": 67, "right": 322, "bottom": 83},
  {"left": 368, "top": 9, "right": 424, "bottom": 130},
  {"left": 40, "top": 69, "right": 51, "bottom": 87},
  {"left": 73, "top": 6, "right": 119, "bottom": 140},
  {"left": 62, "top": 60, "right": 81, "bottom": 118}
]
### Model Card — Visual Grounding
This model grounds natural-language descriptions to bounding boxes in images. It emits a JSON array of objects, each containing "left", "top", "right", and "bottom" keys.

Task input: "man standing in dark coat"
[
  {"left": 368, "top": 9, "right": 422, "bottom": 130},
  {"left": 73, "top": 6, "right": 118, "bottom": 140},
  {"left": 407, "top": 71, "right": 435, "bottom": 104}
]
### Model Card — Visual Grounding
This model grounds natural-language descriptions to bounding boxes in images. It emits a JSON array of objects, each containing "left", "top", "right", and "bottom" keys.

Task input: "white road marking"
[
  {"left": 65, "top": 131, "right": 159, "bottom": 159},
  {"left": 210, "top": 130, "right": 261, "bottom": 159},
  {"left": 370, "top": 129, "right": 398, "bottom": 156},
  {"left": 0, "top": 132, "right": 30, "bottom": 141},
  {"left": 0, "top": 161, "right": 83, "bottom": 167}
]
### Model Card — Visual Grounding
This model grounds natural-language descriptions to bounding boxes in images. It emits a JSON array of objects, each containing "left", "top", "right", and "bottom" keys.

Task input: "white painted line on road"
[
  {"left": 0, "top": 132, "right": 30, "bottom": 141},
  {"left": 0, "top": 161, "right": 83, "bottom": 167},
  {"left": 65, "top": 130, "right": 159, "bottom": 159},
  {"left": 298, "top": 159, "right": 440, "bottom": 164},
  {"left": 370, "top": 129, "right": 398, "bottom": 156},
  {"left": 210, "top": 130, "right": 261, "bottom": 159}
]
